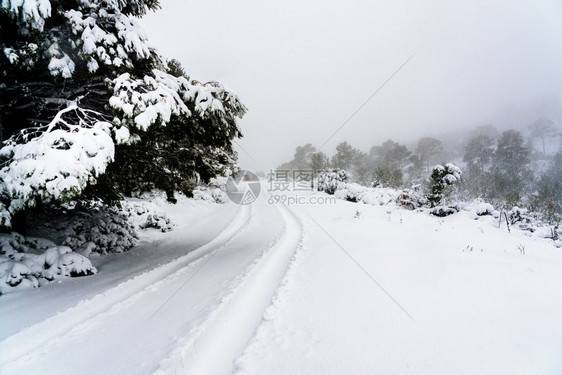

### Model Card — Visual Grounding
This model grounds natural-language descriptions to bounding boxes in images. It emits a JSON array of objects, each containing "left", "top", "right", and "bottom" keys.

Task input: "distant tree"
[
  {"left": 531, "top": 152, "right": 562, "bottom": 223},
  {"left": 530, "top": 174, "right": 562, "bottom": 229},
  {"left": 351, "top": 151, "right": 371, "bottom": 186},
  {"left": 331, "top": 141, "right": 360, "bottom": 170},
  {"left": 373, "top": 167, "right": 403, "bottom": 188},
  {"left": 487, "top": 130, "right": 531, "bottom": 206},
  {"left": 415, "top": 137, "right": 443, "bottom": 172},
  {"left": 406, "top": 154, "right": 424, "bottom": 184},
  {"left": 493, "top": 130, "right": 530, "bottom": 174},
  {"left": 463, "top": 134, "right": 494, "bottom": 175},
  {"left": 529, "top": 117, "right": 557, "bottom": 156},
  {"left": 310, "top": 151, "right": 330, "bottom": 172},
  {"left": 370, "top": 139, "right": 411, "bottom": 171},
  {"left": 471, "top": 124, "right": 499, "bottom": 140},
  {"left": 293, "top": 143, "right": 317, "bottom": 169}
]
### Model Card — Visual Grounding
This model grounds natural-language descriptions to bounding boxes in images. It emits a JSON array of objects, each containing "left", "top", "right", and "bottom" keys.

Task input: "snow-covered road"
[
  {"left": 0, "top": 196, "right": 302, "bottom": 375},
  {"left": 2, "top": 190, "right": 562, "bottom": 375}
]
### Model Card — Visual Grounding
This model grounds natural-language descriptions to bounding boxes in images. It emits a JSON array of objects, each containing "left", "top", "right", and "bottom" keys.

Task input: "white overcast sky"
[{"left": 141, "top": 0, "right": 562, "bottom": 171}]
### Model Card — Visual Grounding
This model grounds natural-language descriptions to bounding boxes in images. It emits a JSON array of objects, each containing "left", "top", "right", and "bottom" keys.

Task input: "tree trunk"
[{"left": 11, "top": 210, "right": 27, "bottom": 236}]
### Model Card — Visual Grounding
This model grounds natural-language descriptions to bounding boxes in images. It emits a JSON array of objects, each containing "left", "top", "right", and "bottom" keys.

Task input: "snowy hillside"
[{"left": 1, "top": 186, "right": 561, "bottom": 374}]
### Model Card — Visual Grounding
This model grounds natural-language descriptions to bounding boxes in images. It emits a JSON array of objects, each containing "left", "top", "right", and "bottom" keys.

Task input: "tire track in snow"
[
  {"left": 153, "top": 204, "right": 303, "bottom": 375},
  {"left": 0, "top": 204, "right": 253, "bottom": 367}
]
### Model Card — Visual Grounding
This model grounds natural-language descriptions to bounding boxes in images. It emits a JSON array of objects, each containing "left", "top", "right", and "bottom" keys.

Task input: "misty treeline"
[{"left": 279, "top": 119, "right": 562, "bottom": 223}]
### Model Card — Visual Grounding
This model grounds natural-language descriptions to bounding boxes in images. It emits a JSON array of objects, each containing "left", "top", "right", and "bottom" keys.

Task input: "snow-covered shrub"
[
  {"left": 317, "top": 169, "right": 349, "bottom": 195},
  {"left": 28, "top": 202, "right": 138, "bottom": 254},
  {"left": 193, "top": 187, "right": 228, "bottom": 203},
  {"left": 0, "top": 233, "right": 96, "bottom": 294},
  {"left": 125, "top": 200, "right": 174, "bottom": 232},
  {"left": 427, "top": 163, "right": 462, "bottom": 207},
  {"left": 396, "top": 185, "right": 427, "bottom": 210},
  {"left": 139, "top": 212, "right": 173, "bottom": 232},
  {"left": 334, "top": 183, "right": 366, "bottom": 203},
  {"left": 507, "top": 206, "right": 531, "bottom": 226},
  {"left": 0, "top": 202, "right": 11, "bottom": 229},
  {"left": 430, "top": 206, "right": 459, "bottom": 217},
  {"left": 475, "top": 202, "right": 495, "bottom": 216},
  {"left": 192, "top": 177, "right": 230, "bottom": 204},
  {"left": 62, "top": 204, "right": 137, "bottom": 254},
  {"left": 361, "top": 187, "right": 399, "bottom": 206}
]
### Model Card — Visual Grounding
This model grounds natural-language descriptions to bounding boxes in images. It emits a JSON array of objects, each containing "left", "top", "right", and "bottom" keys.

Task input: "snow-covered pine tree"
[
  {"left": 0, "top": 0, "right": 246, "bottom": 228},
  {"left": 427, "top": 163, "right": 461, "bottom": 207}
]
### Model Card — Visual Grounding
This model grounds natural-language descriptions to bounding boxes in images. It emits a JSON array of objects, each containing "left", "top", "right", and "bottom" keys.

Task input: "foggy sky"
[{"left": 141, "top": 0, "right": 562, "bottom": 171}]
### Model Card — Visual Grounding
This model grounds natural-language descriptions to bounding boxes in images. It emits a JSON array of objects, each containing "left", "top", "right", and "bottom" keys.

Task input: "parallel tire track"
[{"left": 153, "top": 204, "right": 303, "bottom": 375}]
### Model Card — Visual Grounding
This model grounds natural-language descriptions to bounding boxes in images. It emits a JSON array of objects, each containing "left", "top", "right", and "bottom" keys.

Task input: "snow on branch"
[
  {"left": 109, "top": 71, "right": 191, "bottom": 132},
  {"left": 1, "top": 0, "right": 52, "bottom": 31},
  {"left": 64, "top": 5, "right": 152, "bottom": 73},
  {"left": 0, "top": 105, "right": 115, "bottom": 218},
  {"left": 109, "top": 70, "right": 247, "bottom": 138}
]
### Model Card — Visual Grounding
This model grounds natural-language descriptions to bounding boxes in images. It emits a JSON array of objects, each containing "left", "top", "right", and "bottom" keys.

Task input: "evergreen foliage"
[{"left": 0, "top": 0, "right": 246, "bottom": 229}]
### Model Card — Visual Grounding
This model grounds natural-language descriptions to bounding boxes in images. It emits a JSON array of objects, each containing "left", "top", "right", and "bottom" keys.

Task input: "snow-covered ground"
[{"left": 1, "top": 188, "right": 562, "bottom": 374}]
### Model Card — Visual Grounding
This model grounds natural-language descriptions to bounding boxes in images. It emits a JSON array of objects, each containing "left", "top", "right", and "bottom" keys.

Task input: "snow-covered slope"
[
  {"left": 1, "top": 189, "right": 561, "bottom": 374},
  {"left": 236, "top": 194, "right": 562, "bottom": 375}
]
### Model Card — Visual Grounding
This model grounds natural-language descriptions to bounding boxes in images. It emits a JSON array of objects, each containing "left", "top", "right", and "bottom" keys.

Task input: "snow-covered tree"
[
  {"left": 427, "top": 163, "right": 461, "bottom": 207},
  {"left": 0, "top": 0, "right": 246, "bottom": 229}
]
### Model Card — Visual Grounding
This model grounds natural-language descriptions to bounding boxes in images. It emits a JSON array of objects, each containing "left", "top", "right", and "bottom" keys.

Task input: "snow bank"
[
  {"left": 126, "top": 201, "right": 173, "bottom": 232},
  {"left": 333, "top": 183, "right": 398, "bottom": 206},
  {"left": 0, "top": 233, "right": 96, "bottom": 294}
]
